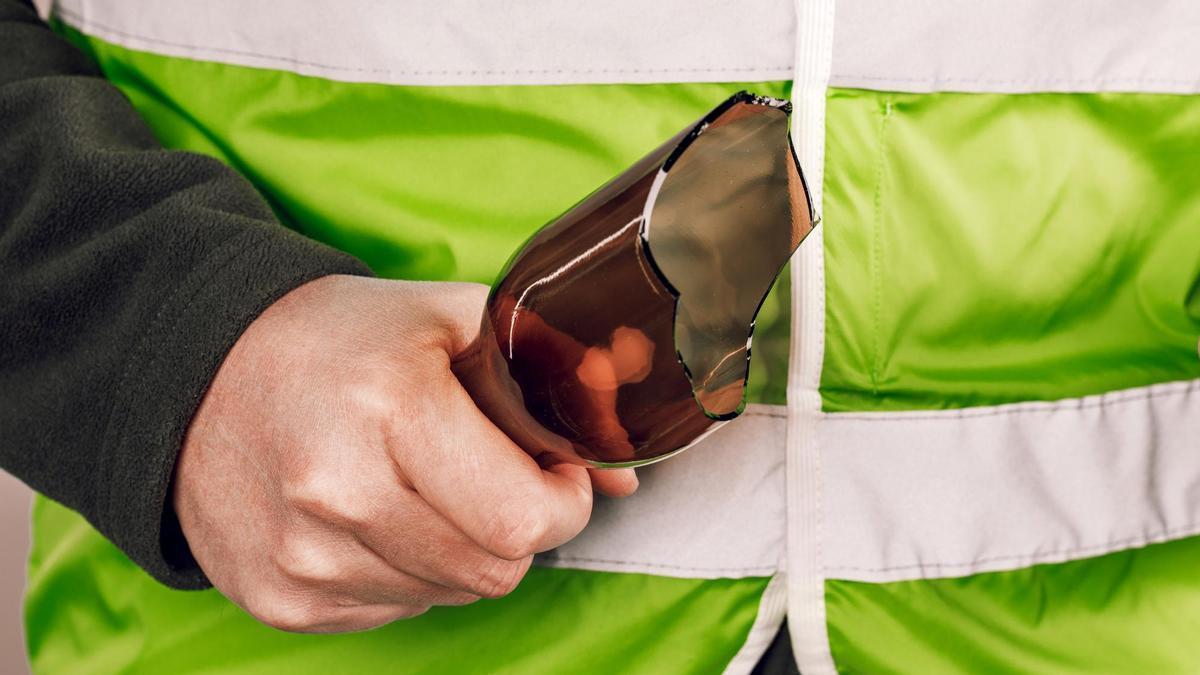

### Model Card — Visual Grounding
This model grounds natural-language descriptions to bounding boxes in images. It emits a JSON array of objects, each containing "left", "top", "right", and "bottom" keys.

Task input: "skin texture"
[{"left": 173, "top": 275, "right": 638, "bottom": 633}]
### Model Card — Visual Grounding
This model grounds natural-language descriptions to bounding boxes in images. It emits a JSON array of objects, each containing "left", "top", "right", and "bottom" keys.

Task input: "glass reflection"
[{"left": 452, "top": 92, "right": 815, "bottom": 467}]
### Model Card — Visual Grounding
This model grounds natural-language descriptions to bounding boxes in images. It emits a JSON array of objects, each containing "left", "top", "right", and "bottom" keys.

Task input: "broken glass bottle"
[{"left": 452, "top": 91, "right": 815, "bottom": 467}]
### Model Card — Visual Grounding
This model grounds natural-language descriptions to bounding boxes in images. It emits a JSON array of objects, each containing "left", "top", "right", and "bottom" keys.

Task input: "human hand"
[{"left": 173, "top": 275, "right": 637, "bottom": 633}]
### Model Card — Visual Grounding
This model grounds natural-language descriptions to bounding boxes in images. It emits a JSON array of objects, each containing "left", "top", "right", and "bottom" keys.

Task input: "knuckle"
[
  {"left": 248, "top": 593, "right": 327, "bottom": 633},
  {"left": 468, "top": 558, "right": 526, "bottom": 599},
  {"left": 284, "top": 473, "right": 375, "bottom": 529},
  {"left": 271, "top": 538, "right": 342, "bottom": 586},
  {"left": 281, "top": 468, "right": 332, "bottom": 512},
  {"left": 481, "top": 502, "right": 547, "bottom": 560},
  {"left": 343, "top": 376, "right": 402, "bottom": 421}
]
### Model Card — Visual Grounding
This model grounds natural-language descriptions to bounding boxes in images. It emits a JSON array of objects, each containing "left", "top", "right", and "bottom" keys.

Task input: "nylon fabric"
[
  {"left": 821, "top": 88, "right": 1200, "bottom": 412},
  {"left": 26, "top": 498, "right": 771, "bottom": 674},
  {"left": 722, "top": 574, "right": 787, "bottom": 675},
  {"left": 59, "top": 25, "right": 796, "bottom": 405},
  {"left": 817, "top": 87, "right": 1200, "bottom": 672},
  {"left": 33, "top": 17, "right": 1200, "bottom": 675},
  {"left": 24, "top": 29, "right": 790, "bottom": 675},
  {"left": 825, "top": 535, "right": 1200, "bottom": 673}
]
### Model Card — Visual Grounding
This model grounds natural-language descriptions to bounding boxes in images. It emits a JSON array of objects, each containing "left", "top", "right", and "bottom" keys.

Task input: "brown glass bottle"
[{"left": 452, "top": 92, "right": 815, "bottom": 467}]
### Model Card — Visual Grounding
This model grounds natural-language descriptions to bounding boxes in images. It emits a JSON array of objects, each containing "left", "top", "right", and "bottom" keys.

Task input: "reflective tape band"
[
  {"left": 55, "top": 0, "right": 1200, "bottom": 92},
  {"left": 536, "top": 379, "right": 1200, "bottom": 592},
  {"left": 820, "top": 378, "right": 1200, "bottom": 583},
  {"left": 53, "top": 0, "right": 796, "bottom": 86},
  {"left": 537, "top": 405, "right": 786, "bottom": 580},
  {"left": 833, "top": 0, "right": 1200, "bottom": 94}
]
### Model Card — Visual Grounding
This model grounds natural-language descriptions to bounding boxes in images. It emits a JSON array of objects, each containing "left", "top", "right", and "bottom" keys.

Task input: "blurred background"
[{"left": 0, "top": 471, "right": 31, "bottom": 674}]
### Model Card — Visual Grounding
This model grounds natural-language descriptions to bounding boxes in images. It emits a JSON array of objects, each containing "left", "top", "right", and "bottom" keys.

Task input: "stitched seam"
[
  {"left": 59, "top": 10, "right": 790, "bottom": 77},
  {"left": 869, "top": 96, "right": 892, "bottom": 396},
  {"left": 835, "top": 74, "right": 1200, "bottom": 86},
  {"left": 805, "top": 2, "right": 836, "bottom": 644},
  {"left": 823, "top": 379, "right": 1200, "bottom": 422},
  {"left": 542, "top": 557, "right": 776, "bottom": 574},
  {"left": 741, "top": 410, "right": 788, "bottom": 419},
  {"left": 825, "top": 523, "right": 1200, "bottom": 574},
  {"left": 813, "top": 69, "right": 831, "bottom": 580}
]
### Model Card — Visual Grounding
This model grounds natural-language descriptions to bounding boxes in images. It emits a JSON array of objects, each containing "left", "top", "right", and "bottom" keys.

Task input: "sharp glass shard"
[{"left": 451, "top": 91, "right": 816, "bottom": 467}]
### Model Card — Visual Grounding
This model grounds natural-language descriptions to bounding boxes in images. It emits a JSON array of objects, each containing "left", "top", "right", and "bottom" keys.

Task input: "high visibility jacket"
[{"left": 29, "top": 1, "right": 1200, "bottom": 673}]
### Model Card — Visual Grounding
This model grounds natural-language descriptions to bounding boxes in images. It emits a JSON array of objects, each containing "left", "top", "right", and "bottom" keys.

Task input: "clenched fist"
[{"left": 173, "top": 275, "right": 637, "bottom": 633}]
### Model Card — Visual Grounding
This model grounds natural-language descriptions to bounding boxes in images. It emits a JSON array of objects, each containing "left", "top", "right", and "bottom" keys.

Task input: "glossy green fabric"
[
  {"left": 822, "top": 90, "right": 1200, "bottom": 412},
  {"left": 25, "top": 29, "right": 782, "bottom": 675},
  {"left": 819, "top": 89, "right": 1200, "bottom": 672},
  {"left": 825, "top": 536, "right": 1200, "bottom": 674},
  {"left": 60, "top": 24, "right": 794, "bottom": 406},
  {"left": 37, "top": 26, "right": 1200, "bottom": 675},
  {"left": 27, "top": 498, "right": 769, "bottom": 674}
]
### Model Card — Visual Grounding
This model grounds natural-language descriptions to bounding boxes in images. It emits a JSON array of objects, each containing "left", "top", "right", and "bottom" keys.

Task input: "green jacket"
[{"left": 24, "top": 0, "right": 1200, "bottom": 672}]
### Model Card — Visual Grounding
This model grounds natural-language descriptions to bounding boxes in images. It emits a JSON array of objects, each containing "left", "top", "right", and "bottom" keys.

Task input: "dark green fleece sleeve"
[{"left": 0, "top": 0, "right": 373, "bottom": 589}]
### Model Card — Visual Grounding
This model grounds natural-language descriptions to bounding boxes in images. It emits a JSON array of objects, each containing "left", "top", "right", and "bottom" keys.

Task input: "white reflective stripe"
[
  {"left": 55, "top": 0, "right": 1200, "bottom": 92},
  {"left": 534, "top": 379, "right": 1200, "bottom": 586},
  {"left": 723, "top": 574, "right": 787, "bottom": 675},
  {"left": 821, "top": 378, "right": 1200, "bottom": 583},
  {"left": 536, "top": 405, "right": 785, "bottom": 580},
  {"left": 834, "top": 0, "right": 1200, "bottom": 94},
  {"left": 53, "top": 0, "right": 796, "bottom": 85},
  {"left": 786, "top": 0, "right": 837, "bottom": 671}
]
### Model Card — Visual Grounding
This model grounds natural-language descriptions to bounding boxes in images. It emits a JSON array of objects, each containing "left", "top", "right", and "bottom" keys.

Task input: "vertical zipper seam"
[{"left": 787, "top": 0, "right": 838, "bottom": 672}]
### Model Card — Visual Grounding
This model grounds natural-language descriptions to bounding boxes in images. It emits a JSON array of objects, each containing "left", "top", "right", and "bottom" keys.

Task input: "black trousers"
[{"left": 752, "top": 621, "right": 801, "bottom": 675}]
